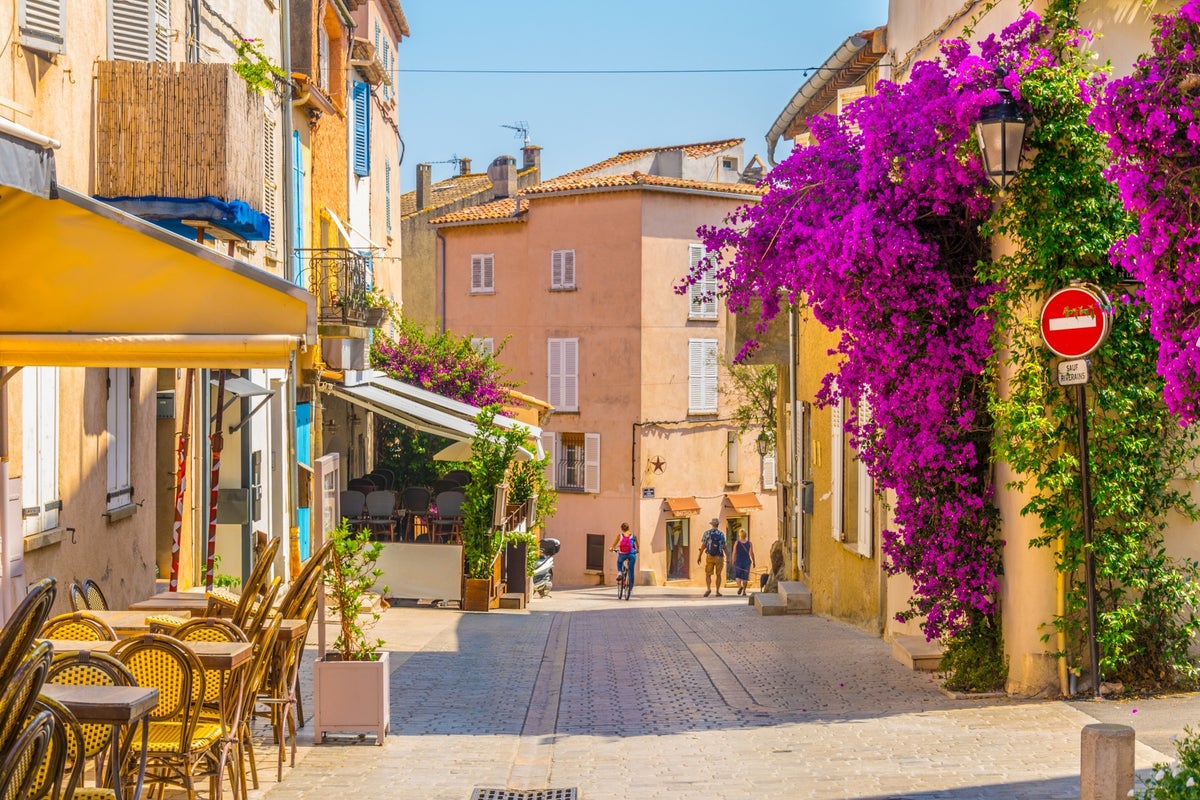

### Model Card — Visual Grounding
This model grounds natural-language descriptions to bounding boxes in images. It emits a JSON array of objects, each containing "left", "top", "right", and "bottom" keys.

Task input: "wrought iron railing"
[{"left": 297, "top": 248, "right": 369, "bottom": 325}]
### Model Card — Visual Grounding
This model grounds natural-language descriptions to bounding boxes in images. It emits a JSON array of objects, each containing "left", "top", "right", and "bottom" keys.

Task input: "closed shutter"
[
  {"left": 547, "top": 338, "right": 578, "bottom": 412},
  {"left": 551, "top": 250, "right": 575, "bottom": 289},
  {"left": 471, "top": 254, "right": 494, "bottom": 292},
  {"left": 352, "top": 81, "right": 370, "bottom": 177},
  {"left": 688, "top": 339, "right": 717, "bottom": 413},
  {"left": 541, "top": 432, "right": 557, "bottom": 489},
  {"left": 385, "top": 158, "right": 392, "bottom": 235},
  {"left": 762, "top": 455, "right": 777, "bottom": 490},
  {"left": 110, "top": 0, "right": 156, "bottom": 61},
  {"left": 22, "top": 367, "right": 59, "bottom": 534},
  {"left": 471, "top": 337, "right": 494, "bottom": 356},
  {"left": 20, "top": 0, "right": 66, "bottom": 55},
  {"left": 584, "top": 433, "right": 601, "bottom": 494},
  {"left": 688, "top": 244, "right": 717, "bottom": 319},
  {"left": 856, "top": 399, "right": 874, "bottom": 557},
  {"left": 547, "top": 339, "right": 562, "bottom": 408},
  {"left": 264, "top": 115, "right": 278, "bottom": 254},
  {"left": 153, "top": 0, "right": 169, "bottom": 60},
  {"left": 106, "top": 368, "right": 133, "bottom": 511},
  {"left": 831, "top": 396, "right": 843, "bottom": 541}
]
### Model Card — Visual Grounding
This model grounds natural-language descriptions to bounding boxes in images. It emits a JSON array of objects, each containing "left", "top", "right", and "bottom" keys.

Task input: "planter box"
[
  {"left": 312, "top": 650, "right": 390, "bottom": 743},
  {"left": 363, "top": 306, "right": 387, "bottom": 327},
  {"left": 462, "top": 577, "right": 492, "bottom": 612}
]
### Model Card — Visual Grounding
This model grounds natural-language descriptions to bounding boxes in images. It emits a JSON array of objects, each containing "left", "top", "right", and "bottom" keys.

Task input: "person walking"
[
  {"left": 730, "top": 529, "right": 755, "bottom": 595},
  {"left": 697, "top": 517, "right": 727, "bottom": 597}
]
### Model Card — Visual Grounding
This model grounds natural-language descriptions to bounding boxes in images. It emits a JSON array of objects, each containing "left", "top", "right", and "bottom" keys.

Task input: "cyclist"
[{"left": 610, "top": 522, "right": 638, "bottom": 595}]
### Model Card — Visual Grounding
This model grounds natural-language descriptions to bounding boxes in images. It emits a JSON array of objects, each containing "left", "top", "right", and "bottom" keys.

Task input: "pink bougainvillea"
[
  {"left": 371, "top": 316, "right": 513, "bottom": 408},
  {"left": 1091, "top": 0, "right": 1200, "bottom": 425}
]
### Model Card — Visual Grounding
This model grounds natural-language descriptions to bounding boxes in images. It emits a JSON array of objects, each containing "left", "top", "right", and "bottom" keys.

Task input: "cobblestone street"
[{"left": 249, "top": 586, "right": 1197, "bottom": 800}]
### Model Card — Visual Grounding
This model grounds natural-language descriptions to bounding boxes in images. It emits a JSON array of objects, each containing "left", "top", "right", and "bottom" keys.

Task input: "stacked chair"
[{"left": 0, "top": 578, "right": 58, "bottom": 800}]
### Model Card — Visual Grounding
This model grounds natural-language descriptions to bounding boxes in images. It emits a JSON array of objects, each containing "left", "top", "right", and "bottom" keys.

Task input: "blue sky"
[{"left": 395, "top": 1, "right": 889, "bottom": 188}]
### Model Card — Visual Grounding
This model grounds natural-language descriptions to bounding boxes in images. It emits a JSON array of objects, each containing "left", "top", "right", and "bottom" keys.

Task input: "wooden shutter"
[
  {"left": 352, "top": 82, "right": 370, "bottom": 177},
  {"left": 20, "top": 0, "right": 66, "bottom": 55},
  {"left": 547, "top": 339, "right": 563, "bottom": 408},
  {"left": 110, "top": 0, "right": 155, "bottom": 61},
  {"left": 471, "top": 254, "right": 494, "bottom": 292},
  {"left": 830, "top": 395, "right": 844, "bottom": 541},
  {"left": 153, "top": 0, "right": 168, "bottom": 60},
  {"left": 106, "top": 368, "right": 133, "bottom": 511},
  {"left": 688, "top": 339, "right": 717, "bottom": 413},
  {"left": 856, "top": 399, "right": 874, "bottom": 557},
  {"left": 264, "top": 115, "right": 278, "bottom": 254},
  {"left": 385, "top": 158, "right": 392, "bottom": 235},
  {"left": 547, "top": 338, "right": 578, "bottom": 411},
  {"left": 584, "top": 433, "right": 601, "bottom": 494},
  {"left": 551, "top": 250, "right": 575, "bottom": 289},
  {"left": 688, "top": 244, "right": 717, "bottom": 319},
  {"left": 541, "top": 432, "right": 557, "bottom": 489},
  {"left": 762, "top": 455, "right": 777, "bottom": 490},
  {"left": 22, "top": 367, "right": 59, "bottom": 534}
]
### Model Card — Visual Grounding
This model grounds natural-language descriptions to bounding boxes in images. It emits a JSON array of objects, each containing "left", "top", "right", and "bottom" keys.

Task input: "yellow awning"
[
  {"left": 663, "top": 496, "right": 701, "bottom": 517},
  {"left": 0, "top": 187, "right": 315, "bottom": 368},
  {"left": 725, "top": 492, "right": 763, "bottom": 512}
]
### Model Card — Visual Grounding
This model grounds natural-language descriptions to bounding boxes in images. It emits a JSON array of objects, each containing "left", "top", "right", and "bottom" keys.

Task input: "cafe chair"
[
  {"left": 430, "top": 490, "right": 466, "bottom": 543},
  {"left": 400, "top": 487, "right": 432, "bottom": 541},
  {"left": 206, "top": 536, "right": 281, "bottom": 629},
  {"left": 82, "top": 579, "right": 110, "bottom": 611},
  {"left": 46, "top": 650, "right": 137, "bottom": 791},
  {"left": 0, "top": 641, "right": 53, "bottom": 756},
  {"left": 40, "top": 611, "right": 118, "bottom": 642},
  {"left": 363, "top": 490, "right": 399, "bottom": 540},
  {"left": 27, "top": 695, "right": 96, "bottom": 800},
  {"left": 0, "top": 709, "right": 53, "bottom": 800},
  {"left": 173, "top": 618, "right": 249, "bottom": 713},
  {"left": 441, "top": 469, "right": 471, "bottom": 487},
  {"left": 0, "top": 578, "right": 56, "bottom": 688},
  {"left": 340, "top": 490, "right": 367, "bottom": 522},
  {"left": 68, "top": 582, "right": 89, "bottom": 613},
  {"left": 213, "top": 614, "right": 282, "bottom": 795},
  {"left": 110, "top": 634, "right": 223, "bottom": 800}
]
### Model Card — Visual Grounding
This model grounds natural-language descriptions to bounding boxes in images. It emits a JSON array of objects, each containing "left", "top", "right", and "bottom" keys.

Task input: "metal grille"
[{"left": 470, "top": 790, "right": 577, "bottom": 800}]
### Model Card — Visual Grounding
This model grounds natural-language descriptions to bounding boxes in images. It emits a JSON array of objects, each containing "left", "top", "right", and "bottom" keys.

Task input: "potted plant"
[{"left": 312, "top": 521, "right": 390, "bottom": 743}]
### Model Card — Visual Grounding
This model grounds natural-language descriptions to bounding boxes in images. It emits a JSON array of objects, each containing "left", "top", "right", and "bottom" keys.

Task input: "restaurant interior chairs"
[
  {"left": 27, "top": 695, "right": 89, "bottom": 800},
  {"left": 69, "top": 582, "right": 89, "bottom": 613},
  {"left": 46, "top": 650, "right": 138, "bottom": 790},
  {"left": 430, "top": 478, "right": 459, "bottom": 497},
  {"left": 362, "top": 490, "right": 399, "bottom": 540},
  {"left": 40, "top": 611, "right": 118, "bottom": 641},
  {"left": 340, "top": 490, "right": 367, "bottom": 522},
  {"left": 400, "top": 486, "right": 432, "bottom": 540},
  {"left": 365, "top": 470, "right": 394, "bottom": 490},
  {"left": 430, "top": 490, "right": 466, "bottom": 543},
  {"left": 0, "top": 577, "right": 56, "bottom": 687},
  {"left": 0, "top": 708, "right": 53, "bottom": 800},
  {"left": 441, "top": 469, "right": 471, "bottom": 487},
  {"left": 83, "top": 579, "right": 110, "bottom": 611},
  {"left": 110, "top": 633, "right": 228, "bottom": 800}
]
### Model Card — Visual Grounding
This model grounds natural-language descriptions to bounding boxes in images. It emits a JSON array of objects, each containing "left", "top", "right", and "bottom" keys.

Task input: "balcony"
[{"left": 298, "top": 248, "right": 370, "bottom": 329}]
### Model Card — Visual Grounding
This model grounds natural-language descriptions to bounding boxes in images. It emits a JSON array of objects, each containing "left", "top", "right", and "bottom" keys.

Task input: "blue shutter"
[{"left": 353, "top": 81, "right": 370, "bottom": 177}]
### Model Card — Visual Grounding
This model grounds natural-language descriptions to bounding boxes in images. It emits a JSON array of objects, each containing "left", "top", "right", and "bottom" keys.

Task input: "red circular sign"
[{"left": 1040, "top": 286, "right": 1111, "bottom": 358}]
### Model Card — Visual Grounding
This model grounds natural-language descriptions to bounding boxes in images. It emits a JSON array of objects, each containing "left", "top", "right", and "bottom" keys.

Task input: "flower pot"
[
  {"left": 363, "top": 306, "right": 387, "bottom": 327},
  {"left": 463, "top": 577, "right": 492, "bottom": 612},
  {"left": 312, "top": 650, "right": 390, "bottom": 742}
]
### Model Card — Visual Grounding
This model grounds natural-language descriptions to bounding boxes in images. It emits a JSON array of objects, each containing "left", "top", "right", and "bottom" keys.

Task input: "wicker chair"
[
  {"left": 0, "top": 709, "right": 53, "bottom": 800},
  {"left": 0, "top": 578, "right": 55, "bottom": 688},
  {"left": 68, "top": 582, "right": 89, "bottom": 613},
  {"left": 26, "top": 695, "right": 95, "bottom": 800},
  {"left": 205, "top": 536, "right": 281, "bottom": 627},
  {"left": 45, "top": 650, "right": 137, "bottom": 792},
  {"left": 82, "top": 579, "right": 109, "bottom": 611},
  {"left": 40, "top": 611, "right": 118, "bottom": 642}
]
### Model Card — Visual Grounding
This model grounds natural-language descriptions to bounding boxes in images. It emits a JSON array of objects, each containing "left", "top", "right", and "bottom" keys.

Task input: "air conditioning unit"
[{"left": 321, "top": 338, "right": 367, "bottom": 370}]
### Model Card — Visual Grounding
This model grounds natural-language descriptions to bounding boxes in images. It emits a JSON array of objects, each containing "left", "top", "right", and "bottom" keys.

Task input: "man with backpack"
[{"left": 697, "top": 517, "right": 727, "bottom": 597}]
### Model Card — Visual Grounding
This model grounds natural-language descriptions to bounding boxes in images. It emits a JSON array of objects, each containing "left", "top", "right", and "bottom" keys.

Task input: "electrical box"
[
  {"left": 216, "top": 489, "right": 250, "bottom": 525},
  {"left": 801, "top": 480, "right": 814, "bottom": 515},
  {"left": 156, "top": 390, "right": 175, "bottom": 419}
]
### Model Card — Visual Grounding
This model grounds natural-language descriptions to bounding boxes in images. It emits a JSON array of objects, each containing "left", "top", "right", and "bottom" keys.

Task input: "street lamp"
[
  {"left": 975, "top": 68, "right": 1031, "bottom": 191},
  {"left": 755, "top": 431, "right": 771, "bottom": 457}
]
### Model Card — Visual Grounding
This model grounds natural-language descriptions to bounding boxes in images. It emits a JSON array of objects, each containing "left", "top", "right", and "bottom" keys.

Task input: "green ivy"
[
  {"left": 232, "top": 38, "right": 286, "bottom": 95},
  {"left": 984, "top": 0, "right": 1200, "bottom": 690}
]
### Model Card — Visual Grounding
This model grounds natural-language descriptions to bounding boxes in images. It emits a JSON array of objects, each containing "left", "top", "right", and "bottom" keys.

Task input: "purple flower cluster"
[
  {"left": 370, "top": 318, "right": 512, "bottom": 409},
  {"left": 695, "top": 21, "right": 1046, "bottom": 638},
  {"left": 1092, "top": 0, "right": 1200, "bottom": 425}
]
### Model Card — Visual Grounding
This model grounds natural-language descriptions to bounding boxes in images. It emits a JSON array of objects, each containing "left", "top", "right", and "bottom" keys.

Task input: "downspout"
[
  {"left": 0, "top": 367, "right": 15, "bottom": 620},
  {"left": 280, "top": 0, "right": 300, "bottom": 582},
  {"left": 789, "top": 307, "right": 802, "bottom": 578},
  {"left": 187, "top": 0, "right": 200, "bottom": 63},
  {"left": 437, "top": 230, "right": 447, "bottom": 333}
]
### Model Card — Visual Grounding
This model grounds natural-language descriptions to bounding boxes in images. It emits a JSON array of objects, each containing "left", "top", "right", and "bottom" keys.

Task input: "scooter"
[{"left": 532, "top": 538, "right": 559, "bottom": 598}]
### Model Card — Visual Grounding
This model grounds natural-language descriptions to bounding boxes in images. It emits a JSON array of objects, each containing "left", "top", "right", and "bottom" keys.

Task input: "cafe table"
[
  {"left": 40, "top": 682, "right": 158, "bottom": 800},
  {"left": 85, "top": 609, "right": 193, "bottom": 636},
  {"left": 125, "top": 591, "right": 211, "bottom": 613}
]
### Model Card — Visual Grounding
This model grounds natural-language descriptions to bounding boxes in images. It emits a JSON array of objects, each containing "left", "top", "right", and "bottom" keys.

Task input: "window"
[
  {"left": 721, "top": 157, "right": 738, "bottom": 172},
  {"left": 545, "top": 431, "right": 599, "bottom": 493},
  {"left": 108, "top": 0, "right": 168, "bottom": 62},
  {"left": 352, "top": 81, "right": 370, "bottom": 177},
  {"left": 22, "top": 367, "right": 59, "bottom": 534},
  {"left": 20, "top": 0, "right": 66, "bottom": 55},
  {"left": 470, "top": 254, "right": 495, "bottom": 294},
  {"left": 551, "top": 249, "right": 575, "bottom": 290},
  {"left": 106, "top": 368, "right": 133, "bottom": 511},
  {"left": 471, "top": 337, "right": 494, "bottom": 357},
  {"left": 688, "top": 338, "right": 718, "bottom": 414},
  {"left": 837, "top": 85, "right": 867, "bottom": 115},
  {"left": 667, "top": 518, "right": 690, "bottom": 580},
  {"left": 586, "top": 533, "right": 605, "bottom": 571},
  {"left": 688, "top": 244, "right": 718, "bottom": 320},
  {"left": 547, "top": 338, "right": 578, "bottom": 412},
  {"left": 264, "top": 115, "right": 278, "bottom": 255},
  {"left": 831, "top": 393, "right": 874, "bottom": 557}
]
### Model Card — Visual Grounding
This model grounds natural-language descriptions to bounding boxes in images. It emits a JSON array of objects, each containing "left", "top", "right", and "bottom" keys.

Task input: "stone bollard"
[{"left": 1081, "top": 723, "right": 1135, "bottom": 800}]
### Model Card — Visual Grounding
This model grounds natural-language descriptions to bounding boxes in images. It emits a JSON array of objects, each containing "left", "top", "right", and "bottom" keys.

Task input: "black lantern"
[
  {"left": 975, "top": 69, "right": 1030, "bottom": 191},
  {"left": 755, "top": 431, "right": 771, "bottom": 457}
]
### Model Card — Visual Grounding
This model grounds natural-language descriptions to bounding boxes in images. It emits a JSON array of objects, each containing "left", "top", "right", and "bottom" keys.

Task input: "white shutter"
[
  {"left": 471, "top": 337, "right": 494, "bottom": 356},
  {"left": 153, "top": 0, "right": 169, "bottom": 61},
  {"left": 483, "top": 254, "right": 494, "bottom": 290},
  {"left": 110, "top": 0, "right": 156, "bottom": 62},
  {"left": 19, "top": 0, "right": 66, "bottom": 55},
  {"left": 584, "top": 433, "right": 601, "bottom": 494},
  {"left": 856, "top": 399, "right": 873, "bottom": 557},
  {"left": 471, "top": 255, "right": 483, "bottom": 292},
  {"left": 22, "top": 367, "right": 59, "bottom": 534},
  {"left": 688, "top": 339, "right": 717, "bottom": 413},
  {"left": 264, "top": 115, "right": 279, "bottom": 254},
  {"left": 471, "top": 254, "right": 494, "bottom": 292},
  {"left": 688, "top": 244, "right": 717, "bottom": 319},
  {"left": 541, "top": 431, "right": 557, "bottom": 489},
  {"left": 551, "top": 249, "right": 575, "bottom": 289},
  {"left": 562, "top": 250, "right": 575, "bottom": 288},
  {"left": 726, "top": 431, "right": 738, "bottom": 484},
  {"left": 547, "top": 339, "right": 562, "bottom": 408},
  {"left": 563, "top": 339, "right": 578, "bottom": 411},
  {"left": 106, "top": 368, "right": 133, "bottom": 511},
  {"left": 831, "top": 396, "right": 844, "bottom": 541},
  {"left": 762, "top": 454, "right": 777, "bottom": 490}
]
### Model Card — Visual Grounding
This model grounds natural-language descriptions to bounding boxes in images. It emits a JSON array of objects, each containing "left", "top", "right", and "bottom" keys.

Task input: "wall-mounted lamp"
[{"left": 975, "top": 68, "right": 1032, "bottom": 191}]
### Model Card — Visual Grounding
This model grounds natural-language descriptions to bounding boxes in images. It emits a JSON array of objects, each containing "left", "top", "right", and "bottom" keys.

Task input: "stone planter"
[{"left": 312, "top": 650, "right": 390, "bottom": 743}]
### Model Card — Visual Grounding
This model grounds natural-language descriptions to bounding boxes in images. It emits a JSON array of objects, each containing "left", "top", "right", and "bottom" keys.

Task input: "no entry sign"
[{"left": 1040, "top": 285, "right": 1111, "bottom": 359}]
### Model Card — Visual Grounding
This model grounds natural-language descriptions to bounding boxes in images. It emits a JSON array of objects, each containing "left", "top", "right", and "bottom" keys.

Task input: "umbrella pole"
[
  {"left": 168, "top": 369, "right": 194, "bottom": 591},
  {"left": 205, "top": 372, "right": 226, "bottom": 591}
]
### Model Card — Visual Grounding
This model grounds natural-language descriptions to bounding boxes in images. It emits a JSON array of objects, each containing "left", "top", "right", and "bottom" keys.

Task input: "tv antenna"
[{"left": 501, "top": 121, "right": 530, "bottom": 146}]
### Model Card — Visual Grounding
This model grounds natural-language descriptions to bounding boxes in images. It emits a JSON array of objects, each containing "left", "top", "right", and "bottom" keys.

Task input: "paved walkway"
[{"left": 246, "top": 586, "right": 1199, "bottom": 800}]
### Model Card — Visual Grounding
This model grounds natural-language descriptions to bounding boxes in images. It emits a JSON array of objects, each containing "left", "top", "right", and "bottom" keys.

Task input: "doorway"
[{"left": 667, "top": 518, "right": 690, "bottom": 580}]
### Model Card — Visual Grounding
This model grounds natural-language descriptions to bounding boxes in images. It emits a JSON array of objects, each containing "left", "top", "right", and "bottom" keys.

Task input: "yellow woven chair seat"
[
  {"left": 144, "top": 614, "right": 187, "bottom": 634},
  {"left": 70, "top": 787, "right": 117, "bottom": 800},
  {"left": 143, "top": 720, "right": 224, "bottom": 753}
]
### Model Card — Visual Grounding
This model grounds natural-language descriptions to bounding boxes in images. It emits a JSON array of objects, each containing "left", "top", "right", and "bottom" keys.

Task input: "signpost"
[{"left": 1040, "top": 282, "right": 1111, "bottom": 700}]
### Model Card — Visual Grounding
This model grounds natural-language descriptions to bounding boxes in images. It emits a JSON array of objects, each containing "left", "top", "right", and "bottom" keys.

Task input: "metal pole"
[{"left": 1077, "top": 381, "right": 1102, "bottom": 699}]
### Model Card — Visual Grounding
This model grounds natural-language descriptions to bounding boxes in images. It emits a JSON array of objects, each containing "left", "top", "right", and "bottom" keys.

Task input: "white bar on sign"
[{"left": 1048, "top": 315, "right": 1096, "bottom": 331}]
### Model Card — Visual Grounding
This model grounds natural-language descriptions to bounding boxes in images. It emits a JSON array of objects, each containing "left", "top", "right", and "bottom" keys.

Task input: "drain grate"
[{"left": 470, "top": 790, "right": 577, "bottom": 800}]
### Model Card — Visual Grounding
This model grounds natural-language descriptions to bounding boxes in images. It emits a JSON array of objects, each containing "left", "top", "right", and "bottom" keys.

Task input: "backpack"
[
  {"left": 705, "top": 531, "right": 725, "bottom": 556},
  {"left": 618, "top": 534, "right": 634, "bottom": 554}
]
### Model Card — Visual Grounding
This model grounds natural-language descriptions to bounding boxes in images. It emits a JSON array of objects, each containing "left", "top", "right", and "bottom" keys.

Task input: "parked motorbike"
[{"left": 532, "top": 538, "right": 560, "bottom": 598}]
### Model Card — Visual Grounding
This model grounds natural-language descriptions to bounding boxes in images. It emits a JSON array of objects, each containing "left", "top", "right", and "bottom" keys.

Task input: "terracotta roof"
[
  {"left": 428, "top": 197, "right": 528, "bottom": 225},
  {"left": 551, "top": 138, "right": 745, "bottom": 183},
  {"left": 522, "top": 171, "right": 763, "bottom": 197},
  {"left": 400, "top": 167, "right": 536, "bottom": 220}
]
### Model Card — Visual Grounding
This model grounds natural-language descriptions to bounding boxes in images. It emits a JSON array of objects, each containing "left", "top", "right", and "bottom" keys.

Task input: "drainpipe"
[
  {"left": 437, "top": 230, "right": 447, "bottom": 333},
  {"left": 0, "top": 367, "right": 16, "bottom": 620},
  {"left": 280, "top": 0, "right": 299, "bottom": 583},
  {"left": 789, "top": 307, "right": 802, "bottom": 578}
]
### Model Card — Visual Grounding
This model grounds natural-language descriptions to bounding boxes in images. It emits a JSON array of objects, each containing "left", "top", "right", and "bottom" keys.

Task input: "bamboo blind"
[{"left": 95, "top": 60, "right": 264, "bottom": 206}]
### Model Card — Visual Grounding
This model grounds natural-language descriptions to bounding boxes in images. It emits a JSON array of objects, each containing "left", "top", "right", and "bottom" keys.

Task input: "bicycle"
[{"left": 614, "top": 553, "right": 633, "bottom": 600}]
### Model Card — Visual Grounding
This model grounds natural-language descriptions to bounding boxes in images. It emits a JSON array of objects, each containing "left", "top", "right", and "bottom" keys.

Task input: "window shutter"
[
  {"left": 688, "top": 244, "right": 717, "bottom": 319},
  {"left": 541, "top": 432, "right": 557, "bottom": 488},
  {"left": 263, "top": 115, "right": 278, "bottom": 254},
  {"left": 471, "top": 337, "right": 494, "bottom": 356},
  {"left": 563, "top": 339, "right": 578, "bottom": 411},
  {"left": 22, "top": 367, "right": 59, "bottom": 533},
  {"left": 20, "top": 0, "right": 66, "bottom": 55},
  {"left": 547, "top": 339, "right": 562, "bottom": 408},
  {"left": 352, "top": 82, "right": 370, "bottom": 177},
  {"left": 551, "top": 250, "right": 563, "bottom": 288},
  {"left": 471, "top": 254, "right": 494, "bottom": 292},
  {"left": 109, "top": 0, "right": 155, "bottom": 61},
  {"left": 584, "top": 433, "right": 601, "bottom": 493},
  {"left": 563, "top": 250, "right": 575, "bottom": 287},
  {"left": 106, "top": 368, "right": 133, "bottom": 510},
  {"left": 153, "top": 0, "right": 169, "bottom": 60},
  {"left": 856, "top": 399, "right": 874, "bottom": 557},
  {"left": 831, "top": 396, "right": 844, "bottom": 541},
  {"left": 762, "top": 455, "right": 777, "bottom": 490},
  {"left": 471, "top": 255, "right": 483, "bottom": 293},
  {"left": 726, "top": 431, "right": 739, "bottom": 484},
  {"left": 688, "top": 339, "right": 717, "bottom": 413},
  {"left": 385, "top": 158, "right": 392, "bottom": 235},
  {"left": 482, "top": 254, "right": 494, "bottom": 290}
]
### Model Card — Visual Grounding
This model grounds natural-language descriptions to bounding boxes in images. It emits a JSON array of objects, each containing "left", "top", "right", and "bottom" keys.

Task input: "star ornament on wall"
[{"left": 649, "top": 456, "right": 666, "bottom": 473}]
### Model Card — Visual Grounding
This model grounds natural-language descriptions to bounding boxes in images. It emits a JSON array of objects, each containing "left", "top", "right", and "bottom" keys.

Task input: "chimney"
[
  {"left": 487, "top": 155, "right": 517, "bottom": 199},
  {"left": 522, "top": 144, "right": 542, "bottom": 175},
  {"left": 416, "top": 163, "right": 431, "bottom": 210},
  {"left": 459, "top": 157, "right": 472, "bottom": 176}
]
